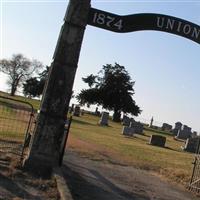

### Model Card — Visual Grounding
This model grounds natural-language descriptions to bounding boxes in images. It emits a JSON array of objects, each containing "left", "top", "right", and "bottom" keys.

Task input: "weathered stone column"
[{"left": 24, "top": 0, "right": 91, "bottom": 176}]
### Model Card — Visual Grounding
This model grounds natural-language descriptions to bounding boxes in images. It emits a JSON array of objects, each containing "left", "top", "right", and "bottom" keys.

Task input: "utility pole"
[{"left": 24, "top": 0, "right": 91, "bottom": 176}]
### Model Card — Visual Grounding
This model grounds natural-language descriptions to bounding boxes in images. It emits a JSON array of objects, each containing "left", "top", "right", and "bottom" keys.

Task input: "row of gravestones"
[
  {"left": 70, "top": 106, "right": 197, "bottom": 142},
  {"left": 172, "top": 122, "right": 197, "bottom": 140},
  {"left": 160, "top": 122, "right": 200, "bottom": 153},
  {"left": 70, "top": 107, "right": 200, "bottom": 153},
  {"left": 148, "top": 135, "right": 200, "bottom": 153},
  {"left": 121, "top": 116, "right": 167, "bottom": 147},
  {"left": 99, "top": 113, "right": 166, "bottom": 148},
  {"left": 122, "top": 115, "right": 144, "bottom": 136},
  {"left": 161, "top": 121, "right": 197, "bottom": 140},
  {"left": 94, "top": 111, "right": 145, "bottom": 135},
  {"left": 108, "top": 113, "right": 200, "bottom": 153},
  {"left": 171, "top": 122, "right": 200, "bottom": 153},
  {"left": 160, "top": 121, "right": 200, "bottom": 153}
]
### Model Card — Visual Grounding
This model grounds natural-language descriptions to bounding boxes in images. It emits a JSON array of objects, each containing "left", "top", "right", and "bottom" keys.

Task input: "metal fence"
[
  {"left": 189, "top": 138, "right": 200, "bottom": 193},
  {"left": 0, "top": 95, "right": 35, "bottom": 159},
  {"left": 59, "top": 116, "right": 72, "bottom": 166}
]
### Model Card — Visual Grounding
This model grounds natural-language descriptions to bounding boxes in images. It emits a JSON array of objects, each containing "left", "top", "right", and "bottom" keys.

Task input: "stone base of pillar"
[{"left": 23, "top": 153, "right": 58, "bottom": 178}]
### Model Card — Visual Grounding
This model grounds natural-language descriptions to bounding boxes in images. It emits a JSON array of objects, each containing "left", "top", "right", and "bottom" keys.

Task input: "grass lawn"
[
  {"left": 0, "top": 91, "right": 38, "bottom": 142},
  {"left": 68, "top": 113, "right": 195, "bottom": 185},
  {"left": 0, "top": 91, "right": 40, "bottom": 110}
]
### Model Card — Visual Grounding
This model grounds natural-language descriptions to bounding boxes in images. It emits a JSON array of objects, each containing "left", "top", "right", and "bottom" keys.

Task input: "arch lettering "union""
[{"left": 157, "top": 17, "right": 200, "bottom": 40}]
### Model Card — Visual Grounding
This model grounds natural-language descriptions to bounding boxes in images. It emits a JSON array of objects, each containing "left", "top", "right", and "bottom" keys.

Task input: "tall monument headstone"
[{"left": 150, "top": 117, "right": 153, "bottom": 128}]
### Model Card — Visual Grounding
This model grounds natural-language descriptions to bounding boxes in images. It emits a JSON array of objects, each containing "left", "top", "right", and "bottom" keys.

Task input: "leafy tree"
[
  {"left": 77, "top": 63, "right": 141, "bottom": 122},
  {"left": 0, "top": 54, "right": 43, "bottom": 96},
  {"left": 82, "top": 74, "right": 97, "bottom": 88},
  {"left": 23, "top": 66, "right": 49, "bottom": 97},
  {"left": 23, "top": 77, "right": 40, "bottom": 97}
]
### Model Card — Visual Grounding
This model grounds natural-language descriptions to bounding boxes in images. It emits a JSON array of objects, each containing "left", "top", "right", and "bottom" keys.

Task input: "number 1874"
[{"left": 93, "top": 12, "right": 123, "bottom": 30}]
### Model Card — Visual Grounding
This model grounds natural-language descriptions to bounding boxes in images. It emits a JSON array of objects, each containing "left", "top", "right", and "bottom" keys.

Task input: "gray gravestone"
[
  {"left": 95, "top": 107, "right": 100, "bottom": 116},
  {"left": 69, "top": 104, "right": 74, "bottom": 114},
  {"left": 183, "top": 125, "right": 192, "bottom": 132},
  {"left": 129, "top": 121, "right": 143, "bottom": 134},
  {"left": 80, "top": 109, "right": 84, "bottom": 116},
  {"left": 149, "top": 135, "right": 166, "bottom": 147},
  {"left": 176, "top": 130, "right": 191, "bottom": 140},
  {"left": 122, "top": 126, "right": 135, "bottom": 136},
  {"left": 172, "top": 122, "right": 182, "bottom": 135},
  {"left": 175, "top": 122, "right": 182, "bottom": 130},
  {"left": 161, "top": 123, "right": 172, "bottom": 131},
  {"left": 192, "top": 131, "right": 197, "bottom": 138},
  {"left": 73, "top": 105, "right": 81, "bottom": 116},
  {"left": 99, "top": 112, "right": 109, "bottom": 126},
  {"left": 184, "top": 137, "right": 200, "bottom": 153},
  {"left": 122, "top": 115, "right": 131, "bottom": 126}
]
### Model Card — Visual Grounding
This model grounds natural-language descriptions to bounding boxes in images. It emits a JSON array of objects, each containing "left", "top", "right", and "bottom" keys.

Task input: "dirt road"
[{"left": 62, "top": 149, "right": 199, "bottom": 200}]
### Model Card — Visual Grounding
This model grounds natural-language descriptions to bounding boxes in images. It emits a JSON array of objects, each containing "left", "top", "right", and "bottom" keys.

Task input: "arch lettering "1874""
[{"left": 92, "top": 12, "right": 123, "bottom": 30}]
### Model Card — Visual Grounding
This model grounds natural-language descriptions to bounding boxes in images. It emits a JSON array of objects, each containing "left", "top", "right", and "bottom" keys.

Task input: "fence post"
[{"left": 24, "top": 0, "right": 91, "bottom": 176}]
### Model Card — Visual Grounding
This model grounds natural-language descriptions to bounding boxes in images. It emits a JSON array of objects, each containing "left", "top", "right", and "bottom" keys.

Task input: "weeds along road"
[{"left": 62, "top": 149, "right": 198, "bottom": 200}]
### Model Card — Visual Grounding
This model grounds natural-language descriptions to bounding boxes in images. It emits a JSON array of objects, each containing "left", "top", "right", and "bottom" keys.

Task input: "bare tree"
[{"left": 0, "top": 54, "right": 43, "bottom": 96}]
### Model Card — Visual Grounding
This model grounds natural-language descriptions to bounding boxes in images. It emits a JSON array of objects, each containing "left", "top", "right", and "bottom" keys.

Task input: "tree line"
[{"left": 0, "top": 53, "right": 141, "bottom": 121}]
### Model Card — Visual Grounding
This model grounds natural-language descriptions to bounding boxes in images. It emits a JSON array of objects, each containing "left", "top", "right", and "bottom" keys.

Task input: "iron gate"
[
  {"left": 189, "top": 138, "right": 200, "bottom": 193},
  {"left": 0, "top": 95, "right": 36, "bottom": 160}
]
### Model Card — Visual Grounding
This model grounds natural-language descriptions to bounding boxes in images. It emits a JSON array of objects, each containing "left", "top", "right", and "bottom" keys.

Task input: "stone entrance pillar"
[{"left": 24, "top": 0, "right": 91, "bottom": 176}]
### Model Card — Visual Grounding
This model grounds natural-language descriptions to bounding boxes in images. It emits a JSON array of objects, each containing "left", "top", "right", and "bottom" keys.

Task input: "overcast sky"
[{"left": 1, "top": 0, "right": 200, "bottom": 131}]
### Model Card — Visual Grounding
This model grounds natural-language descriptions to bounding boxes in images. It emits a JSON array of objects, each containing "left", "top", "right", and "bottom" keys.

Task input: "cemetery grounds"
[
  {"left": 69, "top": 114, "right": 194, "bottom": 185},
  {"left": 66, "top": 113, "right": 200, "bottom": 199},
  {"left": 0, "top": 92, "right": 199, "bottom": 199}
]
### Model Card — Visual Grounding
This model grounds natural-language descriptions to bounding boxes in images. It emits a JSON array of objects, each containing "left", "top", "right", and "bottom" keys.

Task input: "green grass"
[
  {"left": 0, "top": 131, "right": 25, "bottom": 140},
  {"left": 0, "top": 91, "right": 37, "bottom": 142},
  {"left": 0, "top": 91, "right": 40, "bottom": 110},
  {"left": 69, "top": 114, "right": 195, "bottom": 185}
]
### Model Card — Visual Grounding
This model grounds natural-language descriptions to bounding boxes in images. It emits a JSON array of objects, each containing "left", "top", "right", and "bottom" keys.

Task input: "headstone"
[
  {"left": 176, "top": 129, "right": 191, "bottom": 140},
  {"left": 191, "top": 131, "right": 197, "bottom": 138},
  {"left": 122, "top": 115, "right": 131, "bottom": 126},
  {"left": 95, "top": 107, "right": 101, "bottom": 116},
  {"left": 73, "top": 105, "right": 81, "bottom": 117},
  {"left": 129, "top": 118, "right": 135, "bottom": 124},
  {"left": 69, "top": 103, "right": 74, "bottom": 114},
  {"left": 184, "top": 137, "right": 200, "bottom": 153},
  {"left": 175, "top": 122, "right": 182, "bottom": 130},
  {"left": 183, "top": 125, "right": 192, "bottom": 132},
  {"left": 81, "top": 109, "right": 84, "bottom": 116},
  {"left": 150, "top": 117, "right": 153, "bottom": 127},
  {"left": 122, "top": 126, "right": 135, "bottom": 136},
  {"left": 161, "top": 123, "right": 172, "bottom": 131},
  {"left": 99, "top": 112, "right": 109, "bottom": 126},
  {"left": 129, "top": 121, "right": 143, "bottom": 134},
  {"left": 149, "top": 135, "right": 166, "bottom": 147},
  {"left": 172, "top": 122, "right": 182, "bottom": 135}
]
